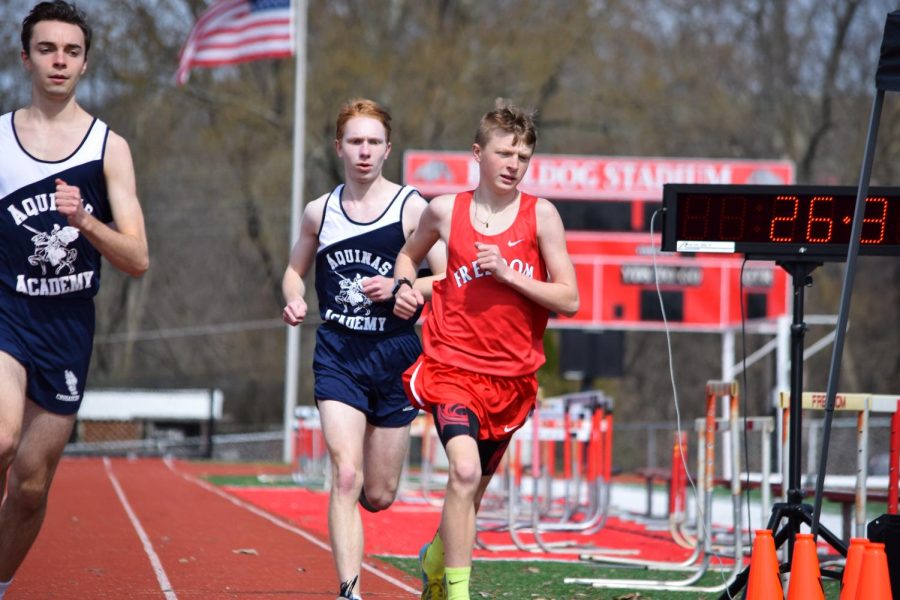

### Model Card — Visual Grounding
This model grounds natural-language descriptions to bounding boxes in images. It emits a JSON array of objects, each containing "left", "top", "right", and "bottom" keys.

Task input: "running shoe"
[
  {"left": 418, "top": 543, "right": 445, "bottom": 600},
  {"left": 337, "top": 575, "right": 361, "bottom": 600}
]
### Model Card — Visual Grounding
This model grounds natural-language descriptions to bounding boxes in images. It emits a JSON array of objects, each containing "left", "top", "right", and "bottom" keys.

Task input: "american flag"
[{"left": 175, "top": 0, "right": 294, "bottom": 85}]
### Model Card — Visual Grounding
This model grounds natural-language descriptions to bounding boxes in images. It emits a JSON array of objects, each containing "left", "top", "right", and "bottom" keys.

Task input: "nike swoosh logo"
[
  {"left": 447, "top": 579, "right": 465, "bottom": 586},
  {"left": 504, "top": 425, "right": 517, "bottom": 432},
  {"left": 507, "top": 239, "right": 524, "bottom": 247},
  {"left": 402, "top": 405, "right": 415, "bottom": 411}
]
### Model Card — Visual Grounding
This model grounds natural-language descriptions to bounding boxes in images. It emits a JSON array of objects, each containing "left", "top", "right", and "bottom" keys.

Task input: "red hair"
[{"left": 335, "top": 98, "right": 392, "bottom": 142}]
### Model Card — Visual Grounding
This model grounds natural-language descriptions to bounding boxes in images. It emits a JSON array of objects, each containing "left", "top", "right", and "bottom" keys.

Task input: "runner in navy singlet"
[
  {"left": 282, "top": 98, "right": 445, "bottom": 600},
  {"left": 0, "top": 3, "right": 149, "bottom": 598}
]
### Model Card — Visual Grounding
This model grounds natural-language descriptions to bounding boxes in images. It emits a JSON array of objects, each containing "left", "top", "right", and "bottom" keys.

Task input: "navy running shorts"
[
  {"left": 313, "top": 325, "right": 421, "bottom": 427},
  {"left": 0, "top": 289, "right": 95, "bottom": 415}
]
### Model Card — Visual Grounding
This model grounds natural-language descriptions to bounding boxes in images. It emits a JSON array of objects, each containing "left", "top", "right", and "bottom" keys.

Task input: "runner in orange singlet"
[{"left": 392, "top": 100, "right": 579, "bottom": 600}]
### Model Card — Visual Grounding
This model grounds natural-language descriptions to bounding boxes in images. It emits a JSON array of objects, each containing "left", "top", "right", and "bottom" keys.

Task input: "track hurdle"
[
  {"left": 778, "top": 391, "right": 900, "bottom": 539},
  {"left": 472, "top": 391, "right": 617, "bottom": 555},
  {"left": 524, "top": 394, "right": 618, "bottom": 554},
  {"left": 670, "top": 430, "right": 689, "bottom": 538},
  {"left": 568, "top": 380, "right": 748, "bottom": 594},
  {"left": 689, "top": 413, "right": 774, "bottom": 548},
  {"left": 292, "top": 405, "right": 328, "bottom": 487}
]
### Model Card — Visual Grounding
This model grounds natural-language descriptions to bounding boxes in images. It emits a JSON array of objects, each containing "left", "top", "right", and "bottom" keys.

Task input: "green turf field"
[
  {"left": 207, "top": 472, "right": 857, "bottom": 598},
  {"left": 378, "top": 556, "right": 844, "bottom": 599}
]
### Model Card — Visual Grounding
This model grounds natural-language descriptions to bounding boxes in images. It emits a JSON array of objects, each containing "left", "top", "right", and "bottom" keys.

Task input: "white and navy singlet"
[
  {"left": 0, "top": 111, "right": 112, "bottom": 299},
  {"left": 314, "top": 184, "right": 419, "bottom": 336},
  {"left": 0, "top": 111, "right": 113, "bottom": 415}
]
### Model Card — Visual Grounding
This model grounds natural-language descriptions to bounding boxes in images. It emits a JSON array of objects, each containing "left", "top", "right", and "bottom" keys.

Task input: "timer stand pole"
[
  {"left": 814, "top": 3, "right": 900, "bottom": 559},
  {"left": 717, "top": 260, "right": 847, "bottom": 600},
  {"left": 811, "top": 87, "right": 884, "bottom": 537}
]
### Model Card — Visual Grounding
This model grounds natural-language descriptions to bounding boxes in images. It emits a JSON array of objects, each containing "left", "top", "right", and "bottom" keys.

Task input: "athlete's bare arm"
[
  {"left": 392, "top": 194, "right": 453, "bottom": 319},
  {"left": 282, "top": 194, "right": 328, "bottom": 326},
  {"left": 55, "top": 131, "right": 148, "bottom": 277},
  {"left": 475, "top": 197, "right": 578, "bottom": 317},
  {"left": 420, "top": 236, "right": 448, "bottom": 297},
  {"left": 359, "top": 191, "right": 447, "bottom": 303},
  {"left": 400, "top": 192, "right": 446, "bottom": 294}
]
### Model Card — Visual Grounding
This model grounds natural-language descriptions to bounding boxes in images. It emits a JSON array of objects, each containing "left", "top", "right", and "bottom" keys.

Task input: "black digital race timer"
[{"left": 661, "top": 184, "right": 900, "bottom": 260}]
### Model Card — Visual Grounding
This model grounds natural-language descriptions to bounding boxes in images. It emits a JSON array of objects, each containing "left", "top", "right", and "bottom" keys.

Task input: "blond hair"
[{"left": 474, "top": 98, "right": 537, "bottom": 148}]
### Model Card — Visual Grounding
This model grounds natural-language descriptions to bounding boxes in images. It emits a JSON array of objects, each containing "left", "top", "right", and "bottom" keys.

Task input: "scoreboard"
[
  {"left": 404, "top": 152, "right": 794, "bottom": 331},
  {"left": 661, "top": 184, "right": 900, "bottom": 260},
  {"left": 558, "top": 232, "right": 788, "bottom": 331}
]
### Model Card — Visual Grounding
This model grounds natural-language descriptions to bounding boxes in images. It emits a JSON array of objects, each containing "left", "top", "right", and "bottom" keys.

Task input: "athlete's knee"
[
  {"left": 331, "top": 461, "right": 363, "bottom": 498},
  {"left": 6, "top": 470, "right": 53, "bottom": 513},
  {"left": 358, "top": 485, "right": 397, "bottom": 512},
  {"left": 359, "top": 488, "right": 388, "bottom": 512},
  {"left": 447, "top": 456, "right": 481, "bottom": 493}
]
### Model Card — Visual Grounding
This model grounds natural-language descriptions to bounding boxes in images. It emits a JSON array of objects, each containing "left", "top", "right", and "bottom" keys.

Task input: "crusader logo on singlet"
[
  {"left": 321, "top": 247, "right": 393, "bottom": 332},
  {"left": 323, "top": 272, "right": 387, "bottom": 332},
  {"left": 8, "top": 192, "right": 97, "bottom": 297},
  {"left": 15, "top": 223, "right": 95, "bottom": 296},
  {"left": 335, "top": 273, "right": 372, "bottom": 315},
  {"left": 27, "top": 223, "right": 79, "bottom": 275}
]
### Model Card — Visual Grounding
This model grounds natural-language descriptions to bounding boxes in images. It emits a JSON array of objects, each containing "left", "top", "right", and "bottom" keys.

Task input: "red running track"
[{"left": 8, "top": 457, "right": 419, "bottom": 599}]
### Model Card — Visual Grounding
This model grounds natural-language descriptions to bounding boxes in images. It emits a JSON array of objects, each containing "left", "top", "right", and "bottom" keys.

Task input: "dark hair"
[
  {"left": 21, "top": 1, "right": 92, "bottom": 56},
  {"left": 474, "top": 98, "right": 537, "bottom": 149}
]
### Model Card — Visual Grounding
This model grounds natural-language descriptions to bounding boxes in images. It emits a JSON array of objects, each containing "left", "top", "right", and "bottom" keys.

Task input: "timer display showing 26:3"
[{"left": 677, "top": 193, "right": 900, "bottom": 246}]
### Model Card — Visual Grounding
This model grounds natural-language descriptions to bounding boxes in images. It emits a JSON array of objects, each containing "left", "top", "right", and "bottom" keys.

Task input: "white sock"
[{"left": 0, "top": 578, "right": 12, "bottom": 599}]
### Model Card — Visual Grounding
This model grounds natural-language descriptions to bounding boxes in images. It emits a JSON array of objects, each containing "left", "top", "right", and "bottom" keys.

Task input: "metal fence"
[
  {"left": 616, "top": 415, "right": 895, "bottom": 480},
  {"left": 64, "top": 413, "right": 894, "bottom": 481},
  {"left": 64, "top": 429, "right": 284, "bottom": 462}
]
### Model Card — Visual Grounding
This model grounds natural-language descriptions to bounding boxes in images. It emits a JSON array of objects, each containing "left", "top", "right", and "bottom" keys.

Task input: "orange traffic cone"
[
  {"left": 786, "top": 533, "right": 824, "bottom": 600},
  {"left": 746, "top": 529, "right": 784, "bottom": 599},
  {"left": 839, "top": 537, "right": 868, "bottom": 600},
  {"left": 855, "top": 542, "right": 894, "bottom": 599}
]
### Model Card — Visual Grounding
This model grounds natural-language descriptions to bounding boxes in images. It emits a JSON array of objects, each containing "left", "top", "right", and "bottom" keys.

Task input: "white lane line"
[
  {"left": 103, "top": 457, "right": 178, "bottom": 600},
  {"left": 163, "top": 458, "right": 418, "bottom": 597}
]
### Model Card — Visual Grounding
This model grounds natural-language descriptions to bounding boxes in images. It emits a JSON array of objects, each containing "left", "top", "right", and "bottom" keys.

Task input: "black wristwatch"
[{"left": 391, "top": 277, "right": 413, "bottom": 296}]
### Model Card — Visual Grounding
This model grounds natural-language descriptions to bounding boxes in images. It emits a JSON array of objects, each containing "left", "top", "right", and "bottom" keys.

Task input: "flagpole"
[{"left": 283, "top": 0, "right": 308, "bottom": 463}]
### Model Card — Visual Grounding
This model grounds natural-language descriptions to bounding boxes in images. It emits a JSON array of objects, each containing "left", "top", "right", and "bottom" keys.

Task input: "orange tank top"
[{"left": 423, "top": 191, "right": 549, "bottom": 376}]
